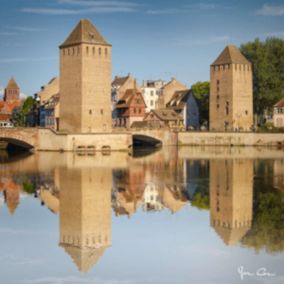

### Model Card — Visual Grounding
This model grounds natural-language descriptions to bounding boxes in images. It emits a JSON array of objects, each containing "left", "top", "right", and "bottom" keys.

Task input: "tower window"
[
  {"left": 86, "top": 46, "right": 89, "bottom": 55},
  {"left": 99, "top": 48, "right": 101, "bottom": 56},
  {"left": 105, "top": 48, "right": 107, "bottom": 56},
  {"left": 89, "top": 109, "right": 92, "bottom": 115},
  {"left": 68, "top": 48, "right": 70, "bottom": 55},
  {"left": 63, "top": 49, "right": 65, "bottom": 56},
  {"left": 100, "top": 109, "right": 103, "bottom": 115},
  {"left": 245, "top": 110, "right": 248, "bottom": 115},
  {"left": 72, "top": 48, "right": 74, "bottom": 55},
  {"left": 216, "top": 104, "right": 220, "bottom": 109},
  {"left": 226, "top": 101, "right": 229, "bottom": 115},
  {"left": 77, "top": 47, "right": 80, "bottom": 54},
  {"left": 93, "top": 47, "right": 95, "bottom": 55}
]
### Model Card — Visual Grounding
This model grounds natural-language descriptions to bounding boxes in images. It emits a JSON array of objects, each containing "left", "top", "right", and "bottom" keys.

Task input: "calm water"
[{"left": 0, "top": 147, "right": 284, "bottom": 284}]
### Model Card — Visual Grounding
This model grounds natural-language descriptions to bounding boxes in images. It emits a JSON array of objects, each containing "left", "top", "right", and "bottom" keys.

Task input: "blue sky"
[{"left": 0, "top": 0, "right": 284, "bottom": 96}]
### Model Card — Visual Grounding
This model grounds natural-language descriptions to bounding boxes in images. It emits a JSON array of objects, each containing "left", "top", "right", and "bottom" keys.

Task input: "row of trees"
[{"left": 192, "top": 37, "right": 284, "bottom": 125}]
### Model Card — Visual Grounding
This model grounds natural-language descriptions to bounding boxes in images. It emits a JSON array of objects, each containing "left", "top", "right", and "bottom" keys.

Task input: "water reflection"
[{"left": 0, "top": 147, "right": 284, "bottom": 273}]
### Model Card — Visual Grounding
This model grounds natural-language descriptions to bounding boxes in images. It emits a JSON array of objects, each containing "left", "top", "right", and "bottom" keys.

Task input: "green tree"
[
  {"left": 191, "top": 81, "right": 210, "bottom": 125},
  {"left": 240, "top": 38, "right": 284, "bottom": 117},
  {"left": 12, "top": 96, "right": 35, "bottom": 126}
]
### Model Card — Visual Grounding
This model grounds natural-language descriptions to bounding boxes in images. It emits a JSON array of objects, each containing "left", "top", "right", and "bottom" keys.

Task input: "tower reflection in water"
[
  {"left": 210, "top": 159, "right": 253, "bottom": 245},
  {"left": 58, "top": 166, "right": 112, "bottom": 273}
]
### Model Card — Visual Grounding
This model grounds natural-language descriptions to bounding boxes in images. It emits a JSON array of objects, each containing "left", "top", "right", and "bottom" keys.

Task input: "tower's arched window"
[
  {"left": 86, "top": 46, "right": 89, "bottom": 55},
  {"left": 63, "top": 49, "right": 65, "bottom": 56},
  {"left": 72, "top": 48, "right": 75, "bottom": 55},
  {"left": 99, "top": 47, "right": 101, "bottom": 56},
  {"left": 68, "top": 48, "right": 70, "bottom": 55},
  {"left": 105, "top": 48, "right": 108, "bottom": 56},
  {"left": 93, "top": 46, "right": 95, "bottom": 55}
]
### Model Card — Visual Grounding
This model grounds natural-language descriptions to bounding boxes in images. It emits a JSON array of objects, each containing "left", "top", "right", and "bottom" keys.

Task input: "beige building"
[
  {"left": 158, "top": 78, "right": 187, "bottom": 108},
  {"left": 273, "top": 98, "right": 284, "bottom": 127},
  {"left": 37, "top": 77, "right": 59, "bottom": 104},
  {"left": 210, "top": 159, "right": 253, "bottom": 245},
  {"left": 59, "top": 166, "right": 112, "bottom": 272},
  {"left": 210, "top": 45, "right": 253, "bottom": 131},
  {"left": 112, "top": 74, "right": 138, "bottom": 103},
  {"left": 59, "top": 19, "right": 112, "bottom": 133}
]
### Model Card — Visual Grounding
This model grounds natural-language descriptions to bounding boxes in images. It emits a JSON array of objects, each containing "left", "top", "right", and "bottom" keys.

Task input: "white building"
[{"left": 141, "top": 80, "right": 166, "bottom": 113}]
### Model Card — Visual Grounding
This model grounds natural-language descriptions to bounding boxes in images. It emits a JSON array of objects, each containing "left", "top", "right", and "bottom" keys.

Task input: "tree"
[
  {"left": 240, "top": 38, "right": 284, "bottom": 116},
  {"left": 191, "top": 81, "right": 209, "bottom": 126},
  {"left": 11, "top": 96, "right": 35, "bottom": 126}
]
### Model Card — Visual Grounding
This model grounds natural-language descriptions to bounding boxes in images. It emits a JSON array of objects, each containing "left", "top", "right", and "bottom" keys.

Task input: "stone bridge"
[
  {"left": 0, "top": 128, "right": 39, "bottom": 150},
  {"left": 0, "top": 127, "right": 177, "bottom": 151}
]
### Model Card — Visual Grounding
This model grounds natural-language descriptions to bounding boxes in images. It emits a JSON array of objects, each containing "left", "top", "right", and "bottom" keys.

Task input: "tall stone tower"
[
  {"left": 59, "top": 19, "right": 112, "bottom": 133},
  {"left": 4, "top": 77, "right": 20, "bottom": 102},
  {"left": 58, "top": 165, "right": 112, "bottom": 272},
  {"left": 210, "top": 159, "right": 253, "bottom": 245},
  {"left": 210, "top": 45, "right": 253, "bottom": 131}
]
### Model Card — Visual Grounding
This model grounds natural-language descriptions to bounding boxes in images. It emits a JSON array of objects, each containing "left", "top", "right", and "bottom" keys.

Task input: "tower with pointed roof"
[
  {"left": 59, "top": 19, "right": 112, "bottom": 133},
  {"left": 4, "top": 78, "right": 20, "bottom": 102},
  {"left": 210, "top": 45, "right": 253, "bottom": 131}
]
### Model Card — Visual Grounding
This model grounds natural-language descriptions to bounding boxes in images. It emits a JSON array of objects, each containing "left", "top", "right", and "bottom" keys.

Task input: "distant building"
[
  {"left": 166, "top": 89, "right": 199, "bottom": 129},
  {"left": 37, "top": 77, "right": 59, "bottom": 104},
  {"left": 59, "top": 19, "right": 112, "bottom": 133},
  {"left": 273, "top": 98, "right": 284, "bottom": 127},
  {"left": 157, "top": 78, "right": 187, "bottom": 108},
  {"left": 113, "top": 89, "right": 146, "bottom": 128},
  {"left": 144, "top": 109, "right": 183, "bottom": 130},
  {"left": 210, "top": 45, "right": 253, "bottom": 131},
  {"left": 112, "top": 74, "right": 137, "bottom": 104},
  {"left": 45, "top": 93, "right": 60, "bottom": 131},
  {"left": 141, "top": 80, "right": 166, "bottom": 112},
  {"left": 0, "top": 78, "right": 21, "bottom": 126}
]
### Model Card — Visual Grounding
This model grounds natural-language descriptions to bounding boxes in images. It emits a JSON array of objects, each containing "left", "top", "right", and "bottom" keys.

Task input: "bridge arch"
[
  {"left": 0, "top": 128, "right": 38, "bottom": 151},
  {"left": 133, "top": 134, "right": 162, "bottom": 147}
]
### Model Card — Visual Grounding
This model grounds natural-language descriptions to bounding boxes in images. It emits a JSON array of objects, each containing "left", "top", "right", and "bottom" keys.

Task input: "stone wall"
[
  {"left": 178, "top": 131, "right": 284, "bottom": 147},
  {"left": 38, "top": 129, "right": 132, "bottom": 151}
]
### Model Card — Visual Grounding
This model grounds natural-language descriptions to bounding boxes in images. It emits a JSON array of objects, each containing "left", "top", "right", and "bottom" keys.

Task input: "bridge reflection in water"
[{"left": 0, "top": 147, "right": 284, "bottom": 273}]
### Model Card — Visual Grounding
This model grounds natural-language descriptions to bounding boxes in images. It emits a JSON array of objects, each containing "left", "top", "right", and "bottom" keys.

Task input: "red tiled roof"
[
  {"left": 115, "top": 89, "right": 146, "bottom": 109},
  {"left": 274, "top": 98, "right": 284, "bottom": 108},
  {"left": 0, "top": 100, "right": 21, "bottom": 114}
]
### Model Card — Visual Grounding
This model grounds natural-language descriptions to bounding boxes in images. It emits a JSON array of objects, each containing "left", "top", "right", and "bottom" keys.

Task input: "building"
[
  {"left": 144, "top": 109, "right": 183, "bottom": 130},
  {"left": 0, "top": 78, "right": 21, "bottom": 126},
  {"left": 210, "top": 159, "right": 253, "bottom": 245},
  {"left": 113, "top": 89, "right": 146, "bottom": 128},
  {"left": 141, "top": 80, "right": 166, "bottom": 112},
  {"left": 273, "top": 98, "right": 284, "bottom": 127},
  {"left": 112, "top": 74, "right": 137, "bottom": 104},
  {"left": 157, "top": 78, "right": 187, "bottom": 108},
  {"left": 166, "top": 89, "right": 200, "bottom": 130},
  {"left": 59, "top": 166, "right": 112, "bottom": 272},
  {"left": 4, "top": 78, "right": 20, "bottom": 102},
  {"left": 210, "top": 45, "right": 253, "bottom": 131},
  {"left": 59, "top": 19, "right": 112, "bottom": 133},
  {"left": 44, "top": 94, "right": 60, "bottom": 131}
]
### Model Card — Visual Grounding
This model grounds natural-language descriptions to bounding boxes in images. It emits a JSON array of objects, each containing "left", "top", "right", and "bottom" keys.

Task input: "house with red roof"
[{"left": 273, "top": 98, "right": 284, "bottom": 127}]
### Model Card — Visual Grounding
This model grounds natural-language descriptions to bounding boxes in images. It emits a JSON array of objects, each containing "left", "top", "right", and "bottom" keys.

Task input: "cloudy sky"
[{"left": 0, "top": 0, "right": 284, "bottom": 96}]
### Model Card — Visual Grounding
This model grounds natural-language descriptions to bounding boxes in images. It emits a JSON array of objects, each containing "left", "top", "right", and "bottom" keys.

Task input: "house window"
[
  {"left": 139, "top": 108, "right": 141, "bottom": 114},
  {"left": 150, "top": 90, "right": 154, "bottom": 96},
  {"left": 150, "top": 100, "right": 154, "bottom": 106}
]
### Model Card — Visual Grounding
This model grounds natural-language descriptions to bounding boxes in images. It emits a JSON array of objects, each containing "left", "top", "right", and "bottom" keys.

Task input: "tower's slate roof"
[
  {"left": 6, "top": 78, "right": 19, "bottom": 89},
  {"left": 60, "top": 19, "right": 110, "bottom": 48},
  {"left": 211, "top": 45, "right": 250, "bottom": 65}
]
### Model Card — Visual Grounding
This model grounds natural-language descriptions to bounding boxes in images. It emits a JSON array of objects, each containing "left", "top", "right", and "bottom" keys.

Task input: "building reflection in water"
[
  {"left": 210, "top": 159, "right": 253, "bottom": 245},
  {"left": 58, "top": 166, "right": 112, "bottom": 273},
  {"left": 3, "top": 149, "right": 284, "bottom": 272}
]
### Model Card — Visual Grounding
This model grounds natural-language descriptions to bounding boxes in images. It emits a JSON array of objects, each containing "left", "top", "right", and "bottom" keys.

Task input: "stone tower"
[
  {"left": 58, "top": 165, "right": 112, "bottom": 272},
  {"left": 209, "top": 159, "right": 253, "bottom": 245},
  {"left": 210, "top": 45, "right": 253, "bottom": 131},
  {"left": 4, "top": 78, "right": 20, "bottom": 102},
  {"left": 59, "top": 19, "right": 112, "bottom": 133}
]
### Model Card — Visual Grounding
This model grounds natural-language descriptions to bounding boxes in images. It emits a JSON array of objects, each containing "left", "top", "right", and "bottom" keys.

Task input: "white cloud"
[
  {"left": 22, "top": 276, "right": 136, "bottom": 284},
  {"left": 8, "top": 26, "right": 47, "bottom": 32},
  {"left": 0, "top": 255, "right": 42, "bottom": 265},
  {"left": 0, "top": 32, "right": 17, "bottom": 35},
  {"left": 0, "top": 56, "right": 57, "bottom": 63},
  {"left": 262, "top": 31, "right": 284, "bottom": 38},
  {"left": 21, "top": 0, "right": 140, "bottom": 15},
  {"left": 256, "top": 4, "right": 284, "bottom": 16},
  {"left": 146, "top": 8, "right": 185, "bottom": 15},
  {"left": 175, "top": 35, "right": 231, "bottom": 47}
]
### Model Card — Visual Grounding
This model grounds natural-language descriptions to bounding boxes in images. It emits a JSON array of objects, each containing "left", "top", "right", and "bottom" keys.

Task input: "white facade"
[{"left": 141, "top": 80, "right": 166, "bottom": 113}]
